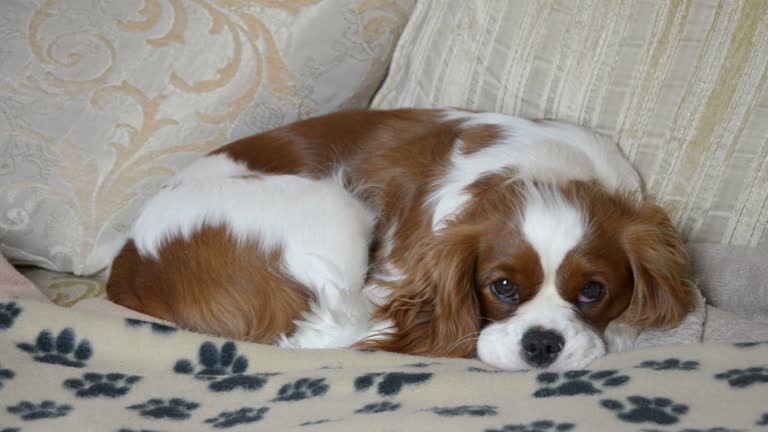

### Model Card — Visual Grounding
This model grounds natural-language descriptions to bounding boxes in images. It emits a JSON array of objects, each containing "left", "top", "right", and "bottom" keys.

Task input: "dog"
[{"left": 107, "top": 108, "right": 694, "bottom": 370}]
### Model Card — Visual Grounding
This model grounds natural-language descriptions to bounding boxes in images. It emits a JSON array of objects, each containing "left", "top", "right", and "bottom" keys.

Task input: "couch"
[{"left": 1, "top": 1, "right": 768, "bottom": 430}]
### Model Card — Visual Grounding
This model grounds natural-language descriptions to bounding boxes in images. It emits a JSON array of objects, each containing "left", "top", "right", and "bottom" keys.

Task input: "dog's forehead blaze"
[{"left": 473, "top": 181, "right": 641, "bottom": 330}]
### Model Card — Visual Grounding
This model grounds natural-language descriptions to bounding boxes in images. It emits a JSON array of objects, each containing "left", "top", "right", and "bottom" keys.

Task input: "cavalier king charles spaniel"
[{"left": 107, "top": 109, "right": 694, "bottom": 370}]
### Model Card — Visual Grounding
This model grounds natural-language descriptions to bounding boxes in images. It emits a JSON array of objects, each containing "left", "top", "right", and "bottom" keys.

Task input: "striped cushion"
[{"left": 373, "top": 0, "right": 768, "bottom": 247}]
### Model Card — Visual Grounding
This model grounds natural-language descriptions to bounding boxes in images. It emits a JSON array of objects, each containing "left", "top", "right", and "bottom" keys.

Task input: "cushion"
[
  {"left": 18, "top": 266, "right": 106, "bottom": 307},
  {"left": 372, "top": 0, "right": 768, "bottom": 247},
  {"left": 0, "top": 0, "right": 415, "bottom": 275},
  {"left": 687, "top": 242, "right": 768, "bottom": 323}
]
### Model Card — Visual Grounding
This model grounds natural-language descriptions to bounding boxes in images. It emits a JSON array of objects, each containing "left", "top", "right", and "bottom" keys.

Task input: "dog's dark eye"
[
  {"left": 578, "top": 281, "right": 605, "bottom": 304},
  {"left": 490, "top": 279, "right": 520, "bottom": 304}
]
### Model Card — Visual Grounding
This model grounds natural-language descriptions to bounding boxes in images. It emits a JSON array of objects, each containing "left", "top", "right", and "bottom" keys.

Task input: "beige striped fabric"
[{"left": 373, "top": 0, "right": 768, "bottom": 248}]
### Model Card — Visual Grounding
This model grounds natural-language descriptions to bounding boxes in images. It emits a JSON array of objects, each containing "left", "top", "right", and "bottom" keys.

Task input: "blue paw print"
[
  {"left": 179, "top": 341, "right": 248, "bottom": 375},
  {"left": 128, "top": 398, "right": 199, "bottom": 420},
  {"left": 355, "top": 401, "right": 401, "bottom": 414},
  {"left": 715, "top": 366, "right": 768, "bottom": 388},
  {"left": 467, "top": 366, "right": 504, "bottom": 374},
  {"left": 7, "top": 400, "right": 73, "bottom": 421},
  {"left": 117, "top": 429, "right": 163, "bottom": 432},
  {"left": 600, "top": 396, "right": 688, "bottom": 425},
  {"left": 403, "top": 361, "right": 439, "bottom": 368},
  {"left": 63, "top": 372, "right": 141, "bottom": 398},
  {"left": 468, "top": 366, "right": 504, "bottom": 374},
  {"left": 204, "top": 407, "right": 269, "bottom": 428},
  {"left": 485, "top": 420, "right": 575, "bottom": 432},
  {"left": 125, "top": 318, "right": 176, "bottom": 334},
  {"left": 0, "top": 302, "right": 21, "bottom": 330},
  {"left": 758, "top": 412, "right": 768, "bottom": 425},
  {"left": 0, "top": 368, "right": 15, "bottom": 390},
  {"left": 429, "top": 405, "right": 498, "bottom": 417},
  {"left": 354, "top": 372, "right": 432, "bottom": 396},
  {"left": 273, "top": 377, "right": 329, "bottom": 402},
  {"left": 733, "top": 341, "right": 768, "bottom": 348},
  {"left": 300, "top": 419, "right": 336, "bottom": 427},
  {"left": 17, "top": 328, "right": 92, "bottom": 368},
  {"left": 636, "top": 358, "right": 699, "bottom": 371},
  {"left": 174, "top": 341, "right": 275, "bottom": 392},
  {"left": 533, "top": 369, "right": 629, "bottom": 397}
]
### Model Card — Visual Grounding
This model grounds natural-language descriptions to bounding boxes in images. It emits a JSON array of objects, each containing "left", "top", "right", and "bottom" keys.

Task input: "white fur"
[
  {"left": 130, "top": 154, "right": 383, "bottom": 349},
  {"left": 519, "top": 184, "right": 585, "bottom": 273},
  {"left": 476, "top": 184, "right": 606, "bottom": 370},
  {"left": 429, "top": 110, "right": 642, "bottom": 230},
  {"left": 477, "top": 303, "right": 606, "bottom": 371}
]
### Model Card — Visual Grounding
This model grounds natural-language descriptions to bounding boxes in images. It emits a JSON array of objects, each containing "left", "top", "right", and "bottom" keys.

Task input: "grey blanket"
[{"left": 633, "top": 242, "right": 768, "bottom": 348}]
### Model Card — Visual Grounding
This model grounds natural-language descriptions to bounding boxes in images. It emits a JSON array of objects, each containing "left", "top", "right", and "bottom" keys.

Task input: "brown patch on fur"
[
  {"left": 364, "top": 175, "right": 529, "bottom": 356},
  {"left": 475, "top": 240, "right": 543, "bottom": 324},
  {"left": 211, "top": 109, "right": 443, "bottom": 179},
  {"left": 107, "top": 226, "right": 311, "bottom": 343},
  {"left": 557, "top": 181, "right": 694, "bottom": 329},
  {"left": 468, "top": 174, "right": 543, "bottom": 324},
  {"left": 619, "top": 199, "right": 694, "bottom": 327},
  {"left": 365, "top": 225, "right": 483, "bottom": 357},
  {"left": 459, "top": 124, "right": 503, "bottom": 154}
]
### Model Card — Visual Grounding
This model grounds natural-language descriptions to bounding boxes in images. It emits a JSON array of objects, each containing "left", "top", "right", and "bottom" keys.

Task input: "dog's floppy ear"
[
  {"left": 367, "top": 226, "right": 481, "bottom": 357},
  {"left": 620, "top": 199, "right": 695, "bottom": 327}
]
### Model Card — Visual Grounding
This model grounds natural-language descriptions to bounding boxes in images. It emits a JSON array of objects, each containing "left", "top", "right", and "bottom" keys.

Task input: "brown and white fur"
[{"left": 107, "top": 108, "right": 694, "bottom": 370}]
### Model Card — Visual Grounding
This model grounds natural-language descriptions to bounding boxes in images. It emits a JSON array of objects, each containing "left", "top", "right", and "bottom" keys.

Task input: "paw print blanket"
[{"left": 1, "top": 296, "right": 767, "bottom": 432}]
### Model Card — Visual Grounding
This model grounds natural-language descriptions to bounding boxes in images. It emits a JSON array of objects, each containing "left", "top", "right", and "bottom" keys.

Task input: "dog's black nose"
[{"left": 521, "top": 328, "right": 565, "bottom": 368}]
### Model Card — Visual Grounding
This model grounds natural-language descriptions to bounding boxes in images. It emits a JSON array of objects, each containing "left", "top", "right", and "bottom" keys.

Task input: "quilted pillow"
[
  {"left": 0, "top": 0, "right": 415, "bottom": 275},
  {"left": 372, "top": 0, "right": 768, "bottom": 248}
]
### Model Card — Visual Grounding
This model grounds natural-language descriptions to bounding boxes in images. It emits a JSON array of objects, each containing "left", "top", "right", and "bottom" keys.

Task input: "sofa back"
[{"left": 373, "top": 0, "right": 768, "bottom": 249}]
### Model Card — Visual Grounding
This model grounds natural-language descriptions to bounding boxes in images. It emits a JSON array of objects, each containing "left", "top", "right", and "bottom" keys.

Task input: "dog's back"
[{"left": 107, "top": 109, "right": 438, "bottom": 343}]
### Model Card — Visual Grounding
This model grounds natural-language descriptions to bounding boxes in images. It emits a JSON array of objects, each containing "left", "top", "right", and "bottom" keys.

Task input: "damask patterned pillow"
[
  {"left": 373, "top": 0, "right": 768, "bottom": 248},
  {"left": 0, "top": 0, "right": 415, "bottom": 275}
]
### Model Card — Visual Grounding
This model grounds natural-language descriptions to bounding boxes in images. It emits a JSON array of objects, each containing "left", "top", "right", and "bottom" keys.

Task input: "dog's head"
[{"left": 373, "top": 179, "right": 694, "bottom": 370}]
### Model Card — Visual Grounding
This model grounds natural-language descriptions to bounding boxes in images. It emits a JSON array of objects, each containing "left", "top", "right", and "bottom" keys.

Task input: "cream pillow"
[
  {"left": 373, "top": 0, "right": 768, "bottom": 248},
  {"left": 0, "top": 0, "right": 415, "bottom": 274}
]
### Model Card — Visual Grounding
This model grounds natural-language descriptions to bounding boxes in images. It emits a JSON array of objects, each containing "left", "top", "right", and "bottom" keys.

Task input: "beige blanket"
[
  {"left": 1, "top": 294, "right": 767, "bottom": 431},
  {"left": 2, "top": 241, "right": 768, "bottom": 430}
]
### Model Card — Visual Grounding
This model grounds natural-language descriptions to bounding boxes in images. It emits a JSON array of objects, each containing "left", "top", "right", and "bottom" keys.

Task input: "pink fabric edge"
[{"left": 0, "top": 254, "right": 51, "bottom": 303}]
